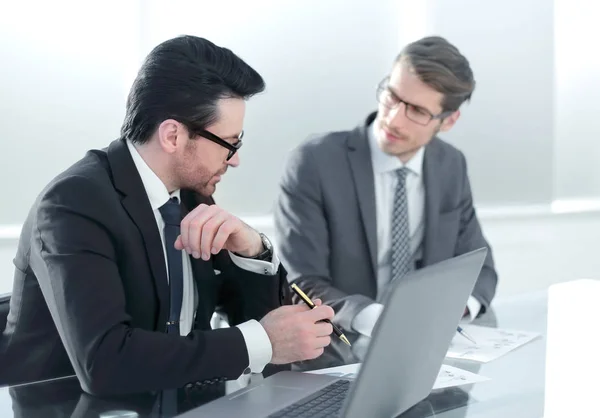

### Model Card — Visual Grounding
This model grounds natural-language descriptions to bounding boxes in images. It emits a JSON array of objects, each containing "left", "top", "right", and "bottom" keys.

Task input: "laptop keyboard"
[{"left": 268, "top": 379, "right": 351, "bottom": 418}]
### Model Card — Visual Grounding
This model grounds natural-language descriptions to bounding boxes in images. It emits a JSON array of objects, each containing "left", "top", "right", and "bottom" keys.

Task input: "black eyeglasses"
[
  {"left": 376, "top": 77, "right": 454, "bottom": 126},
  {"left": 193, "top": 128, "right": 244, "bottom": 161}
]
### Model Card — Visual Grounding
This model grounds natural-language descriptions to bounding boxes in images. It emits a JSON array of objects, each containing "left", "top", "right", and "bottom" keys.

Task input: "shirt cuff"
[
  {"left": 236, "top": 320, "right": 273, "bottom": 374},
  {"left": 351, "top": 303, "right": 384, "bottom": 337},
  {"left": 464, "top": 296, "right": 482, "bottom": 322},
  {"left": 228, "top": 248, "right": 280, "bottom": 275}
]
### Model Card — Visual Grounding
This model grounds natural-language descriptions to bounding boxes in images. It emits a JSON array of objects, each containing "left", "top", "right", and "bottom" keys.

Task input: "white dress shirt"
[
  {"left": 126, "top": 140, "right": 277, "bottom": 374},
  {"left": 351, "top": 123, "right": 481, "bottom": 337}
]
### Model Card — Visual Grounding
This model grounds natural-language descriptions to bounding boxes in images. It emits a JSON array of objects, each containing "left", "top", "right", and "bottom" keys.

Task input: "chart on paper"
[
  {"left": 306, "top": 363, "right": 489, "bottom": 389},
  {"left": 447, "top": 325, "right": 540, "bottom": 363}
]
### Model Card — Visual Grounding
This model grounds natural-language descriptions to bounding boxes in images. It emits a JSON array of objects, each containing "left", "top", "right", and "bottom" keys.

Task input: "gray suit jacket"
[{"left": 274, "top": 113, "right": 497, "bottom": 368}]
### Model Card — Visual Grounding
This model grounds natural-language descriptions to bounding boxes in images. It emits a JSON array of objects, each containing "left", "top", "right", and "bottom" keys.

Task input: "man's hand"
[
  {"left": 175, "top": 204, "right": 263, "bottom": 260},
  {"left": 260, "top": 299, "right": 335, "bottom": 364}
]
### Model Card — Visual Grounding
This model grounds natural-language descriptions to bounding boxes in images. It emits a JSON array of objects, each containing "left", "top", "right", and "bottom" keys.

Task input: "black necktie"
[{"left": 159, "top": 197, "right": 183, "bottom": 335}]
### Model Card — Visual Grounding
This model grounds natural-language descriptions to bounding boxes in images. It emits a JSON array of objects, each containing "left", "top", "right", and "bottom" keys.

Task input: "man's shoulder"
[
  {"left": 290, "top": 128, "right": 355, "bottom": 162},
  {"left": 429, "top": 136, "right": 464, "bottom": 156},
  {"left": 17, "top": 147, "right": 117, "bottom": 253},
  {"left": 36, "top": 147, "right": 114, "bottom": 206},
  {"left": 305, "top": 129, "right": 353, "bottom": 147},
  {"left": 428, "top": 136, "right": 466, "bottom": 165}
]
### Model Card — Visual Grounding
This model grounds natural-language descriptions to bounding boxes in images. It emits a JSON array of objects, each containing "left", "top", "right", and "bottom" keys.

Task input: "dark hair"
[
  {"left": 396, "top": 36, "right": 475, "bottom": 111},
  {"left": 121, "top": 35, "right": 265, "bottom": 144}
]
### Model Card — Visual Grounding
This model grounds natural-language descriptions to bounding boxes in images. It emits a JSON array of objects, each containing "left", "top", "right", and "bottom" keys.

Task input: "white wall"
[
  {"left": 421, "top": 0, "right": 555, "bottom": 206},
  {"left": 554, "top": 1, "right": 600, "bottom": 200},
  {"left": 0, "top": 0, "right": 141, "bottom": 224}
]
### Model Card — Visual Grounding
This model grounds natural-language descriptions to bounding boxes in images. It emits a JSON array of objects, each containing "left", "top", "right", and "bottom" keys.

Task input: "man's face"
[
  {"left": 174, "top": 98, "right": 245, "bottom": 196},
  {"left": 375, "top": 61, "right": 459, "bottom": 162}
]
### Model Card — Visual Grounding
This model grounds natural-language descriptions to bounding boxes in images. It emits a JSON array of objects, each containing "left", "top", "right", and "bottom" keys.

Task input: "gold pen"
[{"left": 291, "top": 283, "right": 352, "bottom": 347}]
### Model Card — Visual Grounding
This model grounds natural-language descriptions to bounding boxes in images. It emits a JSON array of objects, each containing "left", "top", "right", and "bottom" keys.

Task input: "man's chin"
[
  {"left": 193, "top": 183, "right": 217, "bottom": 197},
  {"left": 383, "top": 144, "right": 423, "bottom": 161},
  {"left": 381, "top": 142, "right": 410, "bottom": 156},
  {"left": 190, "top": 175, "right": 222, "bottom": 196}
]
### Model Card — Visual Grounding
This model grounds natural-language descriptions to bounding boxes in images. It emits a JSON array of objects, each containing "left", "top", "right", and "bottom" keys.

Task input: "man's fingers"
[
  {"left": 185, "top": 214, "right": 203, "bottom": 258},
  {"left": 212, "top": 218, "right": 238, "bottom": 254},
  {"left": 180, "top": 204, "right": 220, "bottom": 257},
  {"left": 180, "top": 204, "right": 208, "bottom": 254},
  {"left": 314, "top": 322, "right": 333, "bottom": 337},
  {"left": 199, "top": 213, "right": 228, "bottom": 259},
  {"left": 314, "top": 336, "right": 332, "bottom": 349},
  {"left": 304, "top": 305, "right": 335, "bottom": 322},
  {"left": 313, "top": 298, "right": 322, "bottom": 306},
  {"left": 276, "top": 304, "right": 311, "bottom": 315},
  {"left": 188, "top": 205, "right": 221, "bottom": 256},
  {"left": 180, "top": 204, "right": 209, "bottom": 254},
  {"left": 306, "top": 347, "right": 325, "bottom": 360},
  {"left": 174, "top": 235, "right": 184, "bottom": 250}
]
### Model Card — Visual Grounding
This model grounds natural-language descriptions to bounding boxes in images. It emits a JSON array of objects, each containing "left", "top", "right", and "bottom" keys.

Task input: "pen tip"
[
  {"left": 340, "top": 335, "right": 352, "bottom": 347},
  {"left": 462, "top": 332, "right": 477, "bottom": 345}
]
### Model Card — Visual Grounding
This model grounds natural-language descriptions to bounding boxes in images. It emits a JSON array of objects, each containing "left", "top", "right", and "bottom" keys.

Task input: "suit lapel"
[
  {"left": 347, "top": 116, "right": 378, "bottom": 279},
  {"left": 423, "top": 139, "right": 442, "bottom": 266},
  {"left": 107, "top": 139, "right": 170, "bottom": 330}
]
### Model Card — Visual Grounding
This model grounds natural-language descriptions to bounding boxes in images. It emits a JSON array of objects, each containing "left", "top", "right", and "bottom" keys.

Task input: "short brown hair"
[{"left": 396, "top": 36, "right": 475, "bottom": 112}]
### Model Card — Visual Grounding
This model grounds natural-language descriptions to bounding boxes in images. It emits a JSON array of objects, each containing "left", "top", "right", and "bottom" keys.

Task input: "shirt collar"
[
  {"left": 367, "top": 121, "right": 425, "bottom": 176},
  {"left": 126, "top": 140, "right": 180, "bottom": 210}
]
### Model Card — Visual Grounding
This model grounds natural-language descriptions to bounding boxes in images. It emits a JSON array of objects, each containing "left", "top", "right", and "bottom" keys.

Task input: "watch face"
[
  {"left": 260, "top": 233, "right": 273, "bottom": 251},
  {"left": 257, "top": 234, "right": 273, "bottom": 261}
]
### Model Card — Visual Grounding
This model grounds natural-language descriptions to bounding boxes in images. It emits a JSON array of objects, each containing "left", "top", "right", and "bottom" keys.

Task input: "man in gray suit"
[{"left": 274, "top": 36, "right": 497, "bottom": 369}]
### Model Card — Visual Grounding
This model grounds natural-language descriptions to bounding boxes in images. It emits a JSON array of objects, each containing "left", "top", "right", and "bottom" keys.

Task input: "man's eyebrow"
[{"left": 221, "top": 130, "right": 243, "bottom": 140}]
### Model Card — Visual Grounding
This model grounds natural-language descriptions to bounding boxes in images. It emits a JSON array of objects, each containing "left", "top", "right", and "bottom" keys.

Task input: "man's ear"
[
  {"left": 439, "top": 110, "right": 460, "bottom": 132},
  {"left": 157, "top": 119, "right": 181, "bottom": 154}
]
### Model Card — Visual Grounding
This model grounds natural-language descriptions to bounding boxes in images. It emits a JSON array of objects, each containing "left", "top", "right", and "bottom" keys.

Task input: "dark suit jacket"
[
  {"left": 274, "top": 112, "right": 497, "bottom": 368},
  {"left": 0, "top": 294, "right": 8, "bottom": 332},
  {"left": 0, "top": 138, "right": 289, "bottom": 395}
]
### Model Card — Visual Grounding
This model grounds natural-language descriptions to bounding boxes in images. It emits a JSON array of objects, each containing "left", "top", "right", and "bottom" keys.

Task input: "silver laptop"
[{"left": 178, "top": 248, "right": 487, "bottom": 418}]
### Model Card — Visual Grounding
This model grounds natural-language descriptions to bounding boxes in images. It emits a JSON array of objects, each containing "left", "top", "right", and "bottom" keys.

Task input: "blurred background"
[{"left": 1, "top": 0, "right": 599, "bottom": 300}]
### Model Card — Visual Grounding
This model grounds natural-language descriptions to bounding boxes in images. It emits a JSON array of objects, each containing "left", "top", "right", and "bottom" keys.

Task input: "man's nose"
[
  {"left": 227, "top": 152, "right": 240, "bottom": 167},
  {"left": 386, "top": 102, "right": 409, "bottom": 128}
]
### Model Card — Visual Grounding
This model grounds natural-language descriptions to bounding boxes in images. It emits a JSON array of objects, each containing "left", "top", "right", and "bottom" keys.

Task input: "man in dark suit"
[
  {"left": 0, "top": 35, "right": 334, "bottom": 394},
  {"left": 274, "top": 36, "right": 498, "bottom": 368}
]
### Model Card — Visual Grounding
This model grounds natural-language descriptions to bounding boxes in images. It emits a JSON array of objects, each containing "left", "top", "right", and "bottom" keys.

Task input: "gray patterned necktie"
[{"left": 391, "top": 167, "right": 411, "bottom": 281}]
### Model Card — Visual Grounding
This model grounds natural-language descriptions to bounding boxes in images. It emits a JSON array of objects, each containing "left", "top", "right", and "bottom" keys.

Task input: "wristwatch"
[{"left": 251, "top": 233, "right": 274, "bottom": 262}]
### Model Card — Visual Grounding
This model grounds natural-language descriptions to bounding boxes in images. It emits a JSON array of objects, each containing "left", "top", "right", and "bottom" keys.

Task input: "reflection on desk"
[
  {"left": 6, "top": 374, "right": 224, "bottom": 418},
  {"left": 1, "top": 366, "right": 285, "bottom": 418},
  {"left": 1, "top": 280, "right": 597, "bottom": 417},
  {"left": 2, "top": 373, "right": 474, "bottom": 418}
]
